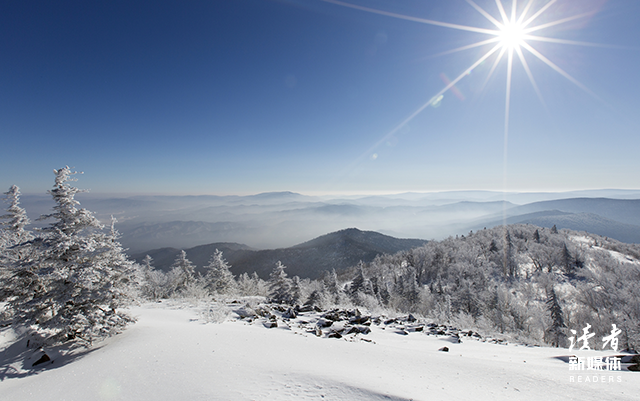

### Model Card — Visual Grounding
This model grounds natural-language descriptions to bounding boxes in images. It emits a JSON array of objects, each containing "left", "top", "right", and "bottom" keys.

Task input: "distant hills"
[
  {"left": 472, "top": 198, "right": 640, "bottom": 244},
  {"left": 18, "top": 190, "right": 640, "bottom": 252},
  {"left": 131, "top": 228, "right": 427, "bottom": 280}
]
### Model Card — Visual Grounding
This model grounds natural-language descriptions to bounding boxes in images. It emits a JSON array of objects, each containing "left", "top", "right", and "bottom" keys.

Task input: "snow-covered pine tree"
[
  {"left": 349, "top": 261, "right": 373, "bottom": 304},
  {"left": 10, "top": 167, "right": 136, "bottom": 345},
  {"left": 90, "top": 217, "right": 140, "bottom": 313},
  {"left": 324, "top": 268, "right": 344, "bottom": 306},
  {"left": 290, "top": 275, "right": 302, "bottom": 306},
  {"left": 561, "top": 243, "right": 575, "bottom": 275},
  {"left": 268, "top": 261, "right": 293, "bottom": 304},
  {"left": 545, "top": 286, "right": 566, "bottom": 347},
  {"left": 0, "top": 185, "right": 33, "bottom": 250},
  {"left": 167, "top": 250, "right": 196, "bottom": 296},
  {"left": 0, "top": 185, "right": 34, "bottom": 301},
  {"left": 304, "top": 288, "right": 324, "bottom": 309},
  {"left": 237, "top": 271, "right": 268, "bottom": 297},
  {"left": 202, "top": 249, "right": 236, "bottom": 296},
  {"left": 140, "top": 255, "right": 168, "bottom": 300}
]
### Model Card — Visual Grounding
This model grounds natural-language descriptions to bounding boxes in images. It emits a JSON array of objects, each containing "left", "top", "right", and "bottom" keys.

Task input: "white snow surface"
[{"left": 1, "top": 302, "right": 638, "bottom": 401}]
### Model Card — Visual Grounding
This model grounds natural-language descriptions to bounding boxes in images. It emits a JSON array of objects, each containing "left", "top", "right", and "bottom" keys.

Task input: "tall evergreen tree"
[
  {"left": 349, "top": 261, "right": 373, "bottom": 303},
  {"left": 290, "top": 276, "right": 302, "bottom": 306},
  {"left": 533, "top": 229, "right": 540, "bottom": 243},
  {"left": 10, "top": 167, "right": 136, "bottom": 345},
  {"left": 140, "top": 255, "right": 168, "bottom": 300},
  {"left": 202, "top": 249, "right": 236, "bottom": 296},
  {"left": 560, "top": 243, "right": 574, "bottom": 275},
  {"left": 268, "top": 261, "right": 293, "bottom": 304},
  {"left": 503, "top": 230, "right": 516, "bottom": 277},
  {"left": 545, "top": 287, "right": 566, "bottom": 347},
  {"left": 0, "top": 185, "right": 33, "bottom": 249},
  {"left": 324, "top": 268, "right": 344, "bottom": 305},
  {"left": 0, "top": 185, "right": 34, "bottom": 300},
  {"left": 168, "top": 250, "right": 196, "bottom": 295}
]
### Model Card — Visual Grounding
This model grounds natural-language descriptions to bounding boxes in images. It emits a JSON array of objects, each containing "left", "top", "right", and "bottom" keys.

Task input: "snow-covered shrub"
[{"left": 200, "top": 302, "right": 231, "bottom": 323}]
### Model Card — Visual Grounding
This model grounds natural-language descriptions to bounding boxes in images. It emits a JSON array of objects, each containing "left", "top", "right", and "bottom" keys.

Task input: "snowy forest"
[{"left": 1, "top": 167, "right": 639, "bottom": 352}]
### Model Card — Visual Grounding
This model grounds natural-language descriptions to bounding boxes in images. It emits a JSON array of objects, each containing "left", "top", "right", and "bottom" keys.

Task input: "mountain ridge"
[{"left": 131, "top": 228, "right": 427, "bottom": 280}]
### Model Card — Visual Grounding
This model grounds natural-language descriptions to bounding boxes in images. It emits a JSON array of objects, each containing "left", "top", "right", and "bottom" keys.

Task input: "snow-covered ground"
[{"left": 1, "top": 302, "right": 638, "bottom": 401}]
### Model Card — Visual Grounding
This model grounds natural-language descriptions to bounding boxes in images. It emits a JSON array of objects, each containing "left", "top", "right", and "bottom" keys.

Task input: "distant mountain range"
[
  {"left": 471, "top": 198, "right": 640, "bottom": 244},
  {"left": 17, "top": 190, "right": 640, "bottom": 251},
  {"left": 131, "top": 228, "right": 427, "bottom": 280}
]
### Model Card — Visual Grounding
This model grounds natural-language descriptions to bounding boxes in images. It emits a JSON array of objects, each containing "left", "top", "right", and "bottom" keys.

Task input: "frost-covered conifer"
[
  {"left": 10, "top": 167, "right": 136, "bottom": 345},
  {"left": 202, "top": 249, "right": 236, "bottom": 296},
  {"left": 0, "top": 185, "right": 33, "bottom": 249},
  {"left": 268, "top": 261, "right": 293, "bottom": 304},
  {"left": 167, "top": 250, "right": 196, "bottom": 295},
  {"left": 349, "top": 261, "right": 374, "bottom": 304},
  {"left": 545, "top": 287, "right": 566, "bottom": 347},
  {"left": 140, "top": 255, "right": 168, "bottom": 300},
  {"left": 290, "top": 276, "right": 302, "bottom": 306},
  {"left": 0, "top": 185, "right": 34, "bottom": 300},
  {"left": 324, "top": 268, "right": 344, "bottom": 306},
  {"left": 92, "top": 217, "right": 140, "bottom": 304},
  {"left": 304, "top": 288, "right": 324, "bottom": 309}
]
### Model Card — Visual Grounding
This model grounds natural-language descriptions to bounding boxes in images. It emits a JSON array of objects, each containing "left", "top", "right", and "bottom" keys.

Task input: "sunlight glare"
[
  {"left": 323, "top": 0, "right": 610, "bottom": 191},
  {"left": 498, "top": 21, "right": 526, "bottom": 50}
]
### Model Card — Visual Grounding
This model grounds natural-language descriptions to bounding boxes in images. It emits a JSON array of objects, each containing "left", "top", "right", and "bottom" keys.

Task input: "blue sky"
[{"left": 2, "top": 0, "right": 639, "bottom": 196}]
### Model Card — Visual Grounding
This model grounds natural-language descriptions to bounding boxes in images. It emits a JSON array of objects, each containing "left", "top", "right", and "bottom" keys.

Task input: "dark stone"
[
  {"left": 349, "top": 315, "right": 371, "bottom": 325},
  {"left": 317, "top": 318, "right": 333, "bottom": 328},
  {"left": 235, "top": 307, "right": 256, "bottom": 319},
  {"left": 439, "top": 347, "right": 449, "bottom": 352},
  {"left": 255, "top": 307, "right": 271, "bottom": 317},
  {"left": 328, "top": 332, "right": 342, "bottom": 339},
  {"left": 263, "top": 321, "right": 277, "bottom": 329},
  {"left": 346, "top": 326, "right": 359, "bottom": 335},
  {"left": 323, "top": 312, "right": 341, "bottom": 321},
  {"left": 32, "top": 353, "right": 51, "bottom": 367},
  {"left": 407, "top": 314, "right": 417, "bottom": 322},
  {"left": 283, "top": 308, "right": 297, "bottom": 319}
]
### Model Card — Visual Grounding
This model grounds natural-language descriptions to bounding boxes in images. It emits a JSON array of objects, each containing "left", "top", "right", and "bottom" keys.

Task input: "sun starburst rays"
[
  {"left": 322, "top": 0, "right": 610, "bottom": 191},
  {"left": 322, "top": 0, "right": 604, "bottom": 118}
]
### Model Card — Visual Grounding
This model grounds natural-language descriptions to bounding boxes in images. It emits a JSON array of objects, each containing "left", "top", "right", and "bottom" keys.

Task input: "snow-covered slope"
[{"left": 1, "top": 303, "right": 638, "bottom": 400}]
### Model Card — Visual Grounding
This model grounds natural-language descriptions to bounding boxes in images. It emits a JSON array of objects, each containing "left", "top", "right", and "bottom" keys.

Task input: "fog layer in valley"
[{"left": 18, "top": 189, "right": 640, "bottom": 253}]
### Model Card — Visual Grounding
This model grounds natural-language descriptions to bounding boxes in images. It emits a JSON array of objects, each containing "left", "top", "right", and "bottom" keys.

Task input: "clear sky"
[{"left": 2, "top": 0, "right": 639, "bottom": 196}]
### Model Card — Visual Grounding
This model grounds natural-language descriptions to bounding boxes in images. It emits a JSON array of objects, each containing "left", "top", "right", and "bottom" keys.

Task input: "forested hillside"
[{"left": 354, "top": 225, "right": 640, "bottom": 349}]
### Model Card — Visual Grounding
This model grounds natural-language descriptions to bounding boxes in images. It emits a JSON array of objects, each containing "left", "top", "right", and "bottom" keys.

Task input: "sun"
[
  {"left": 321, "top": 0, "right": 601, "bottom": 123},
  {"left": 498, "top": 21, "right": 526, "bottom": 50},
  {"left": 321, "top": 0, "right": 607, "bottom": 192}
]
